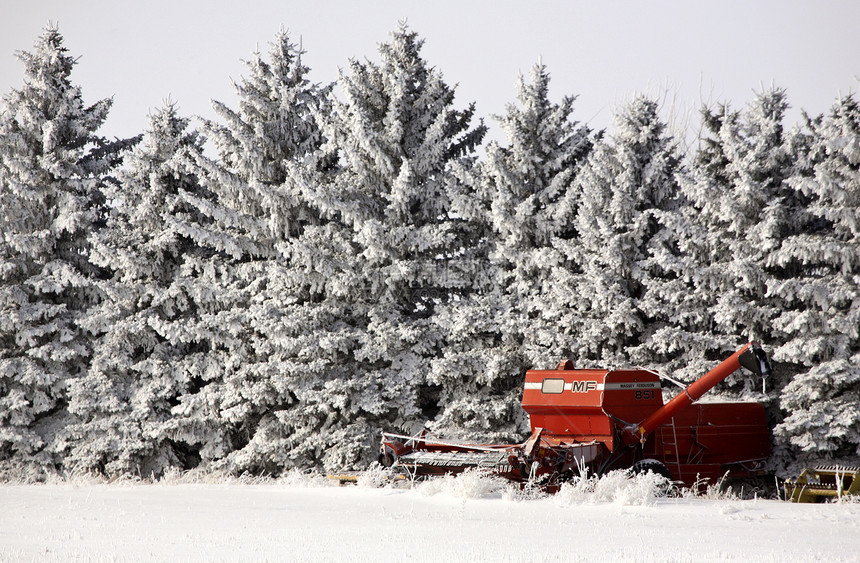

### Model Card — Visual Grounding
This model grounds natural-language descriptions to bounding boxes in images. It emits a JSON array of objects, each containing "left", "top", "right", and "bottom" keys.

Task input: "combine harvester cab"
[{"left": 380, "top": 342, "right": 773, "bottom": 490}]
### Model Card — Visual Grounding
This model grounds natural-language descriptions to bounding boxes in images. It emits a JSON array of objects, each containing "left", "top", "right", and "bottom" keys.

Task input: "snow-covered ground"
[{"left": 1, "top": 471, "right": 858, "bottom": 562}]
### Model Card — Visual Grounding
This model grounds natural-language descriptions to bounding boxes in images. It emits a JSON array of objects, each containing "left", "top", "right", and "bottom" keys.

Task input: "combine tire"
[{"left": 630, "top": 459, "right": 673, "bottom": 482}]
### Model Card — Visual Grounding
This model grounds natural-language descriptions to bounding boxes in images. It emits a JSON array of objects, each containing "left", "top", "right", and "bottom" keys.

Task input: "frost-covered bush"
[
  {"left": 355, "top": 463, "right": 393, "bottom": 489},
  {"left": 277, "top": 468, "right": 333, "bottom": 489},
  {"left": 555, "top": 470, "right": 671, "bottom": 506},
  {"left": 415, "top": 468, "right": 512, "bottom": 500}
]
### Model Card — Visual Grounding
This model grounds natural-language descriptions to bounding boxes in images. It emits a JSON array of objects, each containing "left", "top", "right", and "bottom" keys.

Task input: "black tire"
[{"left": 629, "top": 459, "right": 673, "bottom": 482}]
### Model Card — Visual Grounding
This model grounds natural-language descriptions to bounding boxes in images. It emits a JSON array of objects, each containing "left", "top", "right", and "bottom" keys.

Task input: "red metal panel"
[
  {"left": 521, "top": 368, "right": 607, "bottom": 409},
  {"left": 521, "top": 368, "right": 611, "bottom": 445},
  {"left": 690, "top": 402, "right": 771, "bottom": 464},
  {"left": 600, "top": 370, "right": 663, "bottom": 425},
  {"left": 650, "top": 402, "right": 770, "bottom": 486},
  {"left": 522, "top": 368, "right": 665, "bottom": 448}
]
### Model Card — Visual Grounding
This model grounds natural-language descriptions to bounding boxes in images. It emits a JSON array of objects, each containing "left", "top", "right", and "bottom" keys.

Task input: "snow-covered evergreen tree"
[
  {"left": 770, "top": 94, "right": 860, "bottom": 466},
  {"left": 672, "top": 89, "right": 801, "bottom": 388},
  {"left": 165, "top": 29, "right": 347, "bottom": 474},
  {"left": 62, "top": 102, "right": 215, "bottom": 477},
  {"left": 429, "top": 63, "right": 593, "bottom": 439},
  {"left": 571, "top": 96, "right": 682, "bottom": 368},
  {"left": 297, "top": 23, "right": 487, "bottom": 467},
  {"left": 0, "top": 25, "right": 118, "bottom": 475}
]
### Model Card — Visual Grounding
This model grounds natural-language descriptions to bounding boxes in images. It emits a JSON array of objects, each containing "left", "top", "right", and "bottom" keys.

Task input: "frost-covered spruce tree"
[
  {"left": 63, "top": 102, "right": 216, "bottom": 477},
  {"left": 301, "top": 23, "right": 487, "bottom": 467},
  {"left": 675, "top": 89, "right": 801, "bottom": 389},
  {"left": 0, "top": 26, "right": 119, "bottom": 476},
  {"left": 770, "top": 95, "right": 860, "bottom": 466},
  {"left": 429, "top": 63, "right": 593, "bottom": 440},
  {"left": 571, "top": 96, "right": 682, "bottom": 368},
  {"left": 166, "top": 29, "right": 344, "bottom": 475}
]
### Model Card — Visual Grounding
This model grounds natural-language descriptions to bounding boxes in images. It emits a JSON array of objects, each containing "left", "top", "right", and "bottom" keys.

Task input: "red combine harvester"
[{"left": 380, "top": 342, "right": 772, "bottom": 489}]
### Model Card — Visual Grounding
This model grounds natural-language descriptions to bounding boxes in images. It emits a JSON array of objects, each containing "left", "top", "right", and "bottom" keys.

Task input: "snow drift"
[{"left": 2, "top": 471, "right": 857, "bottom": 562}]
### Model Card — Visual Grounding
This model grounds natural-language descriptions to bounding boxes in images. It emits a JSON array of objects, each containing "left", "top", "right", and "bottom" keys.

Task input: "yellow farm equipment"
[{"left": 784, "top": 465, "right": 860, "bottom": 503}]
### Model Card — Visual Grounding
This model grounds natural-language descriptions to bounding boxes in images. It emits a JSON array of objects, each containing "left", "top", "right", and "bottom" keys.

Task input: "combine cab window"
[{"left": 542, "top": 378, "right": 565, "bottom": 394}]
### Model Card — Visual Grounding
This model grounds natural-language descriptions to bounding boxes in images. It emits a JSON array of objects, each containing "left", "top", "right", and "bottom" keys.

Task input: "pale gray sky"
[{"left": 2, "top": 1, "right": 859, "bottom": 144}]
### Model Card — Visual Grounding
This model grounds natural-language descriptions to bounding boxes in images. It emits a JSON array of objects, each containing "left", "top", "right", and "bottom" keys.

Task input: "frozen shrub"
[
  {"left": 278, "top": 469, "right": 332, "bottom": 488},
  {"left": 555, "top": 470, "right": 670, "bottom": 506},
  {"left": 356, "top": 463, "right": 392, "bottom": 489},
  {"left": 416, "top": 469, "right": 511, "bottom": 499}
]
